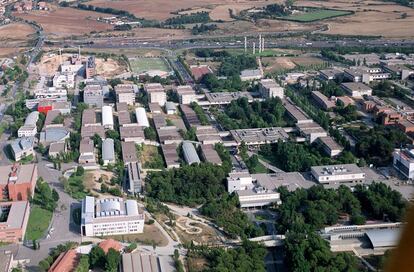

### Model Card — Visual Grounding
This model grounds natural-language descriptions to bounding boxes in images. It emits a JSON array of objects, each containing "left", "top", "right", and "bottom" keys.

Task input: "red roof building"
[
  {"left": 190, "top": 65, "right": 212, "bottom": 82},
  {"left": 99, "top": 239, "right": 123, "bottom": 254},
  {"left": 48, "top": 249, "right": 79, "bottom": 272}
]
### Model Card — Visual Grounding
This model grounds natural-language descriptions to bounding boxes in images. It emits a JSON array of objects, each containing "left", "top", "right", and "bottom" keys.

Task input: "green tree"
[
  {"left": 76, "top": 166, "right": 85, "bottom": 176},
  {"left": 105, "top": 248, "right": 120, "bottom": 272},
  {"left": 89, "top": 246, "right": 106, "bottom": 269}
]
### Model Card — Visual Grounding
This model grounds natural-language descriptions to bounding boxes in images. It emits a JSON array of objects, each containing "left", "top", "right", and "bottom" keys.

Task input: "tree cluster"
[
  {"left": 218, "top": 54, "right": 257, "bottom": 77},
  {"left": 200, "top": 73, "right": 246, "bottom": 92},
  {"left": 33, "top": 178, "right": 59, "bottom": 212},
  {"left": 164, "top": 12, "right": 210, "bottom": 25},
  {"left": 89, "top": 246, "right": 121, "bottom": 272},
  {"left": 190, "top": 102, "right": 210, "bottom": 125},
  {"left": 191, "top": 23, "right": 218, "bottom": 35},
  {"left": 193, "top": 49, "right": 231, "bottom": 58}
]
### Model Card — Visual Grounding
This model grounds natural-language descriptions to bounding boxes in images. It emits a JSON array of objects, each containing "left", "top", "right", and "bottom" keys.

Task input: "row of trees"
[
  {"left": 33, "top": 178, "right": 59, "bottom": 212},
  {"left": 218, "top": 54, "right": 257, "bottom": 77},
  {"left": 191, "top": 23, "right": 218, "bottom": 35},
  {"left": 190, "top": 102, "right": 210, "bottom": 125},
  {"left": 215, "top": 97, "right": 286, "bottom": 130},
  {"left": 164, "top": 12, "right": 210, "bottom": 25}
]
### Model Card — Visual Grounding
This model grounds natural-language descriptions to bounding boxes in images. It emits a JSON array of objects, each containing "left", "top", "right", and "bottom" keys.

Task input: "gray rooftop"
[
  {"left": 11, "top": 137, "right": 34, "bottom": 154},
  {"left": 102, "top": 138, "right": 115, "bottom": 161},
  {"left": 365, "top": 228, "right": 401, "bottom": 249},
  {"left": 182, "top": 142, "right": 200, "bottom": 165},
  {"left": 0, "top": 201, "right": 30, "bottom": 229},
  {"left": 230, "top": 127, "right": 289, "bottom": 144},
  {"left": 122, "top": 142, "right": 138, "bottom": 164},
  {"left": 117, "top": 111, "right": 131, "bottom": 126},
  {"left": 252, "top": 172, "right": 313, "bottom": 191},
  {"left": 205, "top": 92, "right": 253, "bottom": 104},
  {"left": 311, "top": 164, "right": 363, "bottom": 177},
  {"left": 283, "top": 99, "right": 312, "bottom": 123}
]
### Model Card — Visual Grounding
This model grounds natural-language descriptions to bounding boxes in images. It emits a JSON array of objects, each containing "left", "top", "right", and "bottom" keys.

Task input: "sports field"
[
  {"left": 129, "top": 57, "right": 170, "bottom": 73},
  {"left": 282, "top": 9, "right": 352, "bottom": 22}
]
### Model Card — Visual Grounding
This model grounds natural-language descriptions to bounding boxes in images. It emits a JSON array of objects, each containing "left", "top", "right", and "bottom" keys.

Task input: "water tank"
[{"left": 135, "top": 107, "right": 149, "bottom": 127}]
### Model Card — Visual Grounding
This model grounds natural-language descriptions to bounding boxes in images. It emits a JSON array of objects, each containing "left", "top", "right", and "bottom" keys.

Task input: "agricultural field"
[
  {"left": 0, "top": 23, "right": 35, "bottom": 44},
  {"left": 281, "top": 9, "right": 352, "bottom": 22},
  {"left": 14, "top": 6, "right": 113, "bottom": 38},
  {"left": 129, "top": 57, "right": 170, "bottom": 74},
  {"left": 262, "top": 56, "right": 324, "bottom": 72}
]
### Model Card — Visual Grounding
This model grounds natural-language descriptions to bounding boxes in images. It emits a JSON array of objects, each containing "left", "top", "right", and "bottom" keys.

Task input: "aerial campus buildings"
[{"left": 81, "top": 196, "right": 144, "bottom": 237}]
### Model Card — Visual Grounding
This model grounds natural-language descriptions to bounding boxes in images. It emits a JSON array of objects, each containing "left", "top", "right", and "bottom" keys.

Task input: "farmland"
[
  {"left": 129, "top": 57, "right": 170, "bottom": 74},
  {"left": 281, "top": 9, "right": 352, "bottom": 22}
]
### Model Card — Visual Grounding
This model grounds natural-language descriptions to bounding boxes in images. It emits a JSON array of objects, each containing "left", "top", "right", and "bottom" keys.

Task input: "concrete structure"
[
  {"left": 52, "top": 72, "right": 75, "bottom": 88},
  {"left": 116, "top": 102, "right": 128, "bottom": 112},
  {"left": 240, "top": 69, "right": 262, "bottom": 81},
  {"left": 161, "top": 144, "right": 180, "bottom": 169},
  {"left": 157, "top": 126, "right": 183, "bottom": 144},
  {"left": 182, "top": 142, "right": 200, "bottom": 165},
  {"left": 176, "top": 85, "right": 196, "bottom": 105},
  {"left": 10, "top": 137, "right": 35, "bottom": 161},
  {"left": 48, "top": 249, "right": 80, "bottom": 272},
  {"left": 127, "top": 162, "right": 142, "bottom": 195},
  {"left": 341, "top": 82, "right": 372, "bottom": 97},
  {"left": 319, "top": 68, "right": 343, "bottom": 81},
  {"left": 317, "top": 136, "right": 343, "bottom": 157},
  {"left": 196, "top": 126, "right": 222, "bottom": 145},
  {"left": 149, "top": 103, "right": 162, "bottom": 114},
  {"left": 344, "top": 67, "right": 390, "bottom": 84},
  {"left": 34, "top": 87, "right": 67, "bottom": 99},
  {"left": 283, "top": 99, "right": 313, "bottom": 124},
  {"left": 24, "top": 111, "right": 39, "bottom": 126},
  {"left": 121, "top": 252, "right": 175, "bottom": 272},
  {"left": 145, "top": 83, "right": 166, "bottom": 106},
  {"left": 311, "top": 91, "right": 336, "bottom": 110},
  {"left": 83, "top": 85, "right": 104, "bottom": 107},
  {"left": 393, "top": 148, "right": 414, "bottom": 179},
  {"left": 336, "top": 96, "right": 355, "bottom": 107},
  {"left": 79, "top": 139, "right": 95, "bottom": 164},
  {"left": 120, "top": 126, "right": 145, "bottom": 144},
  {"left": 0, "top": 201, "right": 30, "bottom": 242},
  {"left": 82, "top": 109, "right": 99, "bottom": 127},
  {"left": 116, "top": 84, "right": 136, "bottom": 105},
  {"left": 205, "top": 92, "right": 254, "bottom": 105},
  {"left": 258, "top": 79, "right": 284, "bottom": 99},
  {"left": 152, "top": 113, "right": 166, "bottom": 129},
  {"left": 17, "top": 125, "right": 37, "bottom": 138},
  {"left": 230, "top": 127, "right": 289, "bottom": 145},
  {"left": 39, "top": 127, "right": 70, "bottom": 144},
  {"left": 48, "top": 141, "right": 67, "bottom": 158},
  {"left": 81, "top": 126, "right": 105, "bottom": 139},
  {"left": 0, "top": 164, "right": 37, "bottom": 201},
  {"left": 135, "top": 107, "right": 150, "bottom": 127},
  {"left": 85, "top": 56, "right": 96, "bottom": 79},
  {"left": 102, "top": 138, "right": 116, "bottom": 166},
  {"left": 200, "top": 144, "right": 222, "bottom": 165},
  {"left": 0, "top": 250, "right": 13, "bottom": 272},
  {"left": 102, "top": 106, "right": 114, "bottom": 130},
  {"left": 311, "top": 164, "right": 365, "bottom": 186},
  {"left": 180, "top": 104, "right": 201, "bottom": 128},
  {"left": 52, "top": 101, "right": 71, "bottom": 115},
  {"left": 43, "top": 110, "right": 63, "bottom": 130},
  {"left": 117, "top": 111, "right": 132, "bottom": 127},
  {"left": 296, "top": 122, "right": 327, "bottom": 143},
  {"left": 81, "top": 196, "right": 144, "bottom": 237},
  {"left": 165, "top": 102, "right": 176, "bottom": 115},
  {"left": 121, "top": 142, "right": 138, "bottom": 165}
]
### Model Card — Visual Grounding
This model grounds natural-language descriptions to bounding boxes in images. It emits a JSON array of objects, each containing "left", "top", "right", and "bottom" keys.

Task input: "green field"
[
  {"left": 25, "top": 206, "right": 53, "bottom": 241},
  {"left": 282, "top": 9, "right": 352, "bottom": 22},
  {"left": 129, "top": 58, "right": 170, "bottom": 74}
]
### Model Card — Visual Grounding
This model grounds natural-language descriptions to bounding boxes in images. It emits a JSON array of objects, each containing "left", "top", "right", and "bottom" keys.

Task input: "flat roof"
[
  {"left": 200, "top": 144, "right": 222, "bottom": 165},
  {"left": 341, "top": 82, "right": 372, "bottom": 92},
  {"left": 49, "top": 141, "right": 66, "bottom": 153},
  {"left": 149, "top": 103, "right": 162, "bottom": 113},
  {"left": 311, "top": 164, "right": 363, "bottom": 177},
  {"left": 0, "top": 164, "right": 36, "bottom": 185},
  {"left": 176, "top": 85, "right": 195, "bottom": 95},
  {"left": 296, "top": 121, "right": 327, "bottom": 135},
  {"left": 252, "top": 172, "right": 312, "bottom": 191},
  {"left": 205, "top": 92, "right": 253, "bottom": 103},
  {"left": 179, "top": 104, "right": 201, "bottom": 127},
  {"left": 145, "top": 83, "right": 164, "bottom": 93},
  {"left": 259, "top": 78, "right": 280, "bottom": 89},
  {"left": 44, "top": 110, "right": 62, "bottom": 127},
  {"left": 161, "top": 144, "right": 180, "bottom": 168},
  {"left": 80, "top": 139, "right": 94, "bottom": 154},
  {"left": 283, "top": 99, "right": 312, "bottom": 123},
  {"left": 0, "top": 201, "right": 29, "bottom": 229},
  {"left": 157, "top": 126, "right": 183, "bottom": 143},
  {"left": 152, "top": 113, "right": 166, "bottom": 129},
  {"left": 230, "top": 127, "right": 289, "bottom": 144},
  {"left": 122, "top": 253, "right": 175, "bottom": 272},
  {"left": 120, "top": 126, "right": 145, "bottom": 139},
  {"left": 82, "top": 109, "right": 97, "bottom": 126},
  {"left": 81, "top": 125, "right": 105, "bottom": 138},
  {"left": 116, "top": 102, "right": 128, "bottom": 112},
  {"left": 118, "top": 111, "right": 131, "bottom": 126},
  {"left": 122, "top": 142, "right": 138, "bottom": 164},
  {"left": 318, "top": 136, "right": 343, "bottom": 151}
]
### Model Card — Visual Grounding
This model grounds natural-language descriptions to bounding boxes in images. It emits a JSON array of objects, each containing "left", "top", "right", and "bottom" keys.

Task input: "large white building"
[
  {"left": 310, "top": 164, "right": 365, "bottom": 186},
  {"left": 258, "top": 79, "right": 284, "bottom": 99},
  {"left": 135, "top": 107, "right": 149, "bottom": 127},
  {"left": 53, "top": 72, "right": 75, "bottom": 89},
  {"left": 176, "top": 86, "right": 197, "bottom": 105},
  {"left": 81, "top": 196, "right": 144, "bottom": 237},
  {"left": 115, "top": 84, "right": 137, "bottom": 105},
  {"left": 393, "top": 148, "right": 414, "bottom": 179},
  {"left": 102, "top": 106, "right": 114, "bottom": 130},
  {"left": 145, "top": 83, "right": 166, "bottom": 106}
]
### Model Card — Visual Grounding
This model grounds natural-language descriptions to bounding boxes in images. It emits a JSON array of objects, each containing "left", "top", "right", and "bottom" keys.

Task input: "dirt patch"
[
  {"left": 174, "top": 217, "right": 221, "bottom": 245},
  {"left": 0, "top": 48, "right": 27, "bottom": 58},
  {"left": 84, "top": 170, "right": 114, "bottom": 193},
  {"left": 291, "top": 56, "right": 324, "bottom": 66},
  {"left": 95, "top": 58, "right": 128, "bottom": 78},
  {"left": 14, "top": 6, "right": 113, "bottom": 38},
  {"left": 0, "top": 23, "right": 34, "bottom": 42},
  {"left": 105, "top": 223, "right": 169, "bottom": 247},
  {"left": 263, "top": 57, "right": 296, "bottom": 72}
]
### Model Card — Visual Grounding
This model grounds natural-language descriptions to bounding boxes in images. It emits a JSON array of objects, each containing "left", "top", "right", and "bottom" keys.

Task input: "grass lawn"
[
  {"left": 282, "top": 9, "right": 352, "bottom": 22},
  {"left": 129, "top": 58, "right": 170, "bottom": 73},
  {"left": 25, "top": 206, "right": 53, "bottom": 241},
  {"left": 252, "top": 162, "right": 268, "bottom": 174}
]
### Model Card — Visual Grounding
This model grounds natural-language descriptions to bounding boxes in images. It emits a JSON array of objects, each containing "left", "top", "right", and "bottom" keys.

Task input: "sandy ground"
[
  {"left": 84, "top": 170, "right": 114, "bottom": 193},
  {"left": 95, "top": 58, "right": 128, "bottom": 78},
  {"left": 14, "top": 6, "right": 113, "bottom": 38},
  {"left": 0, "top": 48, "right": 27, "bottom": 57},
  {"left": 262, "top": 56, "right": 323, "bottom": 72},
  {"left": 0, "top": 23, "right": 35, "bottom": 41}
]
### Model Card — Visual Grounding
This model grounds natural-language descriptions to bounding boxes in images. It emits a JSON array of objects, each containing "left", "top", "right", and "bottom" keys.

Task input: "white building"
[
  {"left": 258, "top": 79, "right": 284, "bottom": 99},
  {"left": 115, "top": 84, "right": 137, "bottom": 105},
  {"left": 165, "top": 102, "right": 177, "bottom": 115},
  {"left": 83, "top": 85, "right": 104, "bottom": 108},
  {"left": 81, "top": 196, "right": 144, "bottom": 237},
  {"left": 102, "top": 106, "right": 114, "bottom": 130},
  {"left": 145, "top": 83, "right": 166, "bottom": 106},
  {"left": 340, "top": 82, "right": 372, "bottom": 97},
  {"left": 135, "top": 107, "right": 149, "bottom": 127},
  {"left": 240, "top": 69, "right": 263, "bottom": 81},
  {"left": 310, "top": 164, "right": 365, "bottom": 186},
  {"left": 53, "top": 72, "right": 75, "bottom": 89},
  {"left": 34, "top": 87, "right": 67, "bottom": 99},
  {"left": 393, "top": 148, "right": 414, "bottom": 179},
  {"left": 10, "top": 137, "right": 35, "bottom": 161},
  {"left": 18, "top": 125, "right": 37, "bottom": 137},
  {"left": 102, "top": 138, "right": 116, "bottom": 166},
  {"left": 176, "top": 86, "right": 196, "bottom": 105}
]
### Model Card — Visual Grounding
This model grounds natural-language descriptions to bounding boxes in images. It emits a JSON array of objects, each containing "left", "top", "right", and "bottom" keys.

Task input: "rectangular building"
[
  {"left": 116, "top": 84, "right": 136, "bottom": 105},
  {"left": 258, "top": 79, "right": 284, "bottom": 99},
  {"left": 79, "top": 139, "right": 96, "bottom": 164},
  {"left": 145, "top": 83, "right": 166, "bottom": 106},
  {"left": 117, "top": 111, "right": 132, "bottom": 127},
  {"left": 205, "top": 92, "right": 254, "bottom": 105},
  {"left": 0, "top": 201, "right": 30, "bottom": 243},
  {"left": 311, "top": 91, "right": 336, "bottom": 110},
  {"left": 121, "top": 253, "right": 175, "bottom": 272},
  {"left": 341, "top": 82, "right": 372, "bottom": 97},
  {"left": 176, "top": 86, "right": 196, "bottom": 105},
  {"left": 120, "top": 126, "right": 145, "bottom": 143},
  {"left": 157, "top": 126, "right": 183, "bottom": 144},
  {"left": 230, "top": 127, "right": 289, "bottom": 145},
  {"left": 296, "top": 122, "right": 328, "bottom": 143},
  {"left": 81, "top": 196, "right": 144, "bottom": 236},
  {"left": 122, "top": 142, "right": 138, "bottom": 165},
  {"left": 180, "top": 104, "right": 201, "bottom": 128},
  {"left": 393, "top": 148, "right": 414, "bottom": 179},
  {"left": 200, "top": 144, "right": 222, "bottom": 165},
  {"left": 283, "top": 99, "right": 313, "bottom": 124},
  {"left": 127, "top": 162, "right": 142, "bottom": 195},
  {"left": 311, "top": 164, "right": 365, "bottom": 186},
  {"left": 83, "top": 85, "right": 104, "bottom": 108},
  {"left": 317, "top": 136, "right": 343, "bottom": 157},
  {"left": 0, "top": 164, "right": 37, "bottom": 201},
  {"left": 161, "top": 144, "right": 180, "bottom": 169}
]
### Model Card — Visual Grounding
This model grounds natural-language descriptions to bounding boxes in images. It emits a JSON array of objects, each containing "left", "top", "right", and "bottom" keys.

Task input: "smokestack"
[
  {"left": 244, "top": 37, "right": 247, "bottom": 53},
  {"left": 258, "top": 34, "right": 262, "bottom": 53},
  {"left": 253, "top": 42, "right": 256, "bottom": 55}
]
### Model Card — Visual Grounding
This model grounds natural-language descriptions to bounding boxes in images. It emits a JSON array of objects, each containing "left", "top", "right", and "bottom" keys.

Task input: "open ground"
[
  {"left": 129, "top": 57, "right": 170, "bottom": 74},
  {"left": 262, "top": 56, "right": 324, "bottom": 72}
]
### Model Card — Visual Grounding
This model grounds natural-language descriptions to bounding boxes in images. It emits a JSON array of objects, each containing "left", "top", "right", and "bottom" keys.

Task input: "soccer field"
[{"left": 129, "top": 57, "right": 171, "bottom": 73}]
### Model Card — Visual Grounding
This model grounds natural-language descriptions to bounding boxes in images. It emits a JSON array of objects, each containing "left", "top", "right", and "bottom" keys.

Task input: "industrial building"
[
  {"left": 340, "top": 82, "right": 373, "bottom": 97},
  {"left": 121, "top": 252, "right": 175, "bottom": 272},
  {"left": 283, "top": 99, "right": 313, "bottom": 124},
  {"left": 316, "top": 136, "right": 343, "bottom": 157},
  {"left": 176, "top": 85, "right": 197, "bottom": 104},
  {"left": 135, "top": 107, "right": 150, "bottom": 127},
  {"left": 196, "top": 126, "right": 222, "bottom": 145},
  {"left": 311, "top": 91, "right": 336, "bottom": 110},
  {"left": 80, "top": 196, "right": 144, "bottom": 237},
  {"left": 161, "top": 144, "right": 180, "bottom": 169},
  {"left": 115, "top": 84, "right": 137, "bottom": 105},
  {"left": 145, "top": 83, "right": 166, "bottom": 106},
  {"left": 0, "top": 201, "right": 30, "bottom": 242},
  {"left": 165, "top": 102, "right": 177, "bottom": 115},
  {"left": 48, "top": 141, "right": 67, "bottom": 158},
  {"left": 0, "top": 164, "right": 37, "bottom": 201},
  {"left": 296, "top": 122, "right": 328, "bottom": 143},
  {"left": 117, "top": 111, "right": 132, "bottom": 127},
  {"left": 258, "top": 78, "right": 284, "bottom": 99},
  {"left": 102, "top": 138, "right": 116, "bottom": 166},
  {"left": 81, "top": 126, "right": 105, "bottom": 139},
  {"left": 152, "top": 113, "right": 166, "bottom": 129},
  {"left": 310, "top": 164, "right": 365, "bottom": 186},
  {"left": 79, "top": 139, "right": 96, "bottom": 164},
  {"left": 393, "top": 148, "right": 414, "bottom": 179},
  {"left": 149, "top": 103, "right": 162, "bottom": 114},
  {"left": 205, "top": 92, "right": 254, "bottom": 105},
  {"left": 182, "top": 142, "right": 200, "bottom": 165},
  {"left": 127, "top": 162, "right": 142, "bottom": 195},
  {"left": 121, "top": 142, "right": 138, "bottom": 165},
  {"left": 10, "top": 137, "right": 35, "bottom": 162},
  {"left": 230, "top": 127, "right": 289, "bottom": 145},
  {"left": 83, "top": 85, "right": 104, "bottom": 108},
  {"left": 39, "top": 127, "right": 70, "bottom": 145},
  {"left": 319, "top": 68, "right": 343, "bottom": 81},
  {"left": 180, "top": 104, "right": 201, "bottom": 128},
  {"left": 102, "top": 106, "right": 114, "bottom": 130},
  {"left": 200, "top": 144, "right": 222, "bottom": 165},
  {"left": 157, "top": 126, "right": 183, "bottom": 144},
  {"left": 240, "top": 69, "right": 262, "bottom": 81},
  {"left": 82, "top": 109, "right": 100, "bottom": 127},
  {"left": 120, "top": 126, "right": 145, "bottom": 143}
]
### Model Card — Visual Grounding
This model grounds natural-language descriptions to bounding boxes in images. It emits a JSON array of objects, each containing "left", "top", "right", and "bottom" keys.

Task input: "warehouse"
[
  {"left": 161, "top": 144, "right": 180, "bottom": 169},
  {"left": 102, "top": 106, "right": 114, "bottom": 130},
  {"left": 120, "top": 126, "right": 145, "bottom": 143},
  {"left": 135, "top": 107, "right": 150, "bottom": 127},
  {"left": 102, "top": 138, "right": 116, "bottom": 166},
  {"left": 182, "top": 142, "right": 200, "bottom": 165}
]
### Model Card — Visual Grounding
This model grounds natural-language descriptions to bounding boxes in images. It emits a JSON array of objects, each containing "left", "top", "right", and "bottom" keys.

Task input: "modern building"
[
  {"left": 310, "top": 164, "right": 365, "bottom": 186},
  {"left": 165, "top": 102, "right": 177, "bottom": 115},
  {"left": 102, "top": 106, "right": 114, "bottom": 130},
  {"left": 127, "top": 162, "right": 142, "bottom": 195},
  {"left": 230, "top": 127, "right": 289, "bottom": 145},
  {"left": 182, "top": 142, "right": 200, "bottom": 165},
  {"left": 121, "top": 252, "right": 175, "bottom": 272},
  {"left": 145, "top": 83, "right": 166, "bottom": 106},
  {"left": 116, "top": 84, "right": 137, "bottom": 105},
  {"left": 393, "top": 148, "right": 414, "bottom": 179},
  {"left": 83, "top": 85, "right": 104, "bottom": 108},
  {"left": 341, "top": 82, "right": 372, "bottom": 97},
  {"left": 81, "top": 196, "right": 145, "bottom": 237},
  {"left": 258, "top": 79, "right": 284, "bottom": 99},
  {"left": 102, "top": 138, "right": 116, "bottom": 166},
  {"left": 240, "top": 69, "right": 262, "bottom": 81},
  {"left": 79, "top": 139, "right": 96, "bottom": 164},
  {"left": 176, "top": 85, "right": 197, "bottom": 105},
  {"left": 296, "top": 122, "right": 328, "bottom": 143},
  {"left": 135, "top": 107, "right": 150, "bottom": 127},
  {"left": 10, "top": 137, "right": 35, "bottom": 161},
  {"left": 0, "top": 164, "right": 37, "bottom": 201},
  {"left": 0, "top": 201, "right": 30, "bottom": 242}
]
